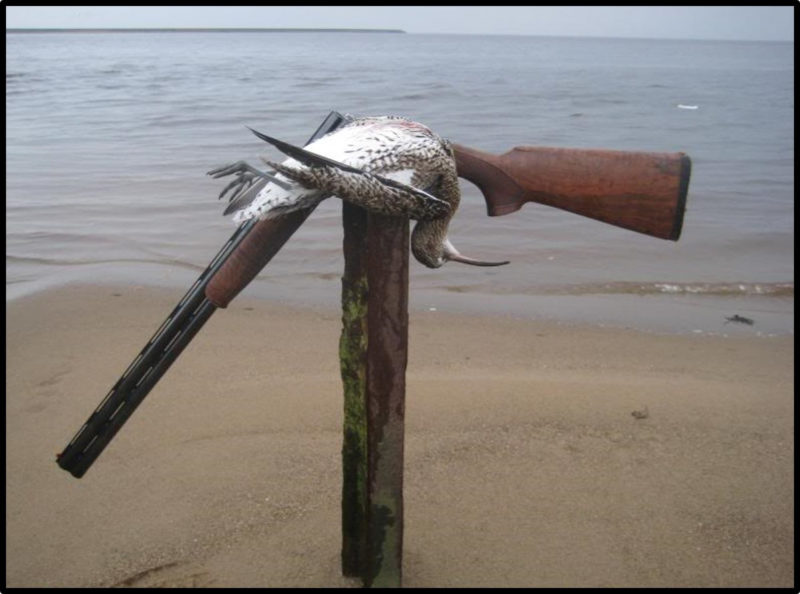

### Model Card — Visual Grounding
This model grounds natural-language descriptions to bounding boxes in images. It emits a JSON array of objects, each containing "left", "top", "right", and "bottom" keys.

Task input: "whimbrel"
[{"left": 209, "top": 115, "right": 508, "bottom": 268}]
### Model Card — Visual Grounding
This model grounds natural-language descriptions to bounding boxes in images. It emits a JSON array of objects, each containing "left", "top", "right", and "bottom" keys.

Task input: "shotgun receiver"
[
  {"left": 453, "top": 144, "right": 690, "bottom": 240},
  {"left": 56, "top": 112, "right": 691, "bottom": 478}
]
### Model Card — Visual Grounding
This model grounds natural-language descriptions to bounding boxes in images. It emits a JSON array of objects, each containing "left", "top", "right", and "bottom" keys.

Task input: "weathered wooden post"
[{"left": 340, "top": 201, "right": 408, "bottom": 587}]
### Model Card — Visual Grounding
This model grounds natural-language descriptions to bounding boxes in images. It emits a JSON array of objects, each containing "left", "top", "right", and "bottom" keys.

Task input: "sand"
[{"left": 5, "top": 284, "right": 794, "bottom": 588}]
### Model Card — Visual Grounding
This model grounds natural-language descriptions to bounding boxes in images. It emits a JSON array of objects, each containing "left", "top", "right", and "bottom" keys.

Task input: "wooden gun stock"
[{"left": 452, "top": 144, "right": 690, "bottom": 241}]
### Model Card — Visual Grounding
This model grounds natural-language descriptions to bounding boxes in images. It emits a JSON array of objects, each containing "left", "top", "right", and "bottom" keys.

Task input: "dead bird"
[
  {"left": 724, "top": 314, "right": 754, "bottom": 325},
  {"left": 208, "top": 115, "right": 509, "bottom": 269}
]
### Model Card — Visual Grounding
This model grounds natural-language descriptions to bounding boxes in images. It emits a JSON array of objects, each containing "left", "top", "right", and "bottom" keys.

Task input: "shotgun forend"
[{"left": 452, "top": 143, "right": 690, "bottom": 241}]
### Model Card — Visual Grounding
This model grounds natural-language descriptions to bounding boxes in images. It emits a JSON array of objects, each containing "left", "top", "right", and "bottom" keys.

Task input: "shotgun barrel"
[{"left": 56, "top": 111, "right": 349, "bottom": 478}]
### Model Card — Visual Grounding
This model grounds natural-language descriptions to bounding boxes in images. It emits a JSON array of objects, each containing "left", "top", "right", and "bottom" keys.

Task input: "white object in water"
[{"left": 677, "top": 104, "right": 699, "bottom": 110}]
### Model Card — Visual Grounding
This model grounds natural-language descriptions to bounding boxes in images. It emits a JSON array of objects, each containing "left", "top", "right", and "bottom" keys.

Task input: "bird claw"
[
  {"left": 207, "top": 160, "right": 249, "bottom": 179},
  {"left": 218, "top": 172, "right": 257, "bottom": 202}
]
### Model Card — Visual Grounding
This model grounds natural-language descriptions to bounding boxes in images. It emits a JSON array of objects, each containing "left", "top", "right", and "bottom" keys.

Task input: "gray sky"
[{"left": 5, "top": 6, "right": 795, "bottom": 42}]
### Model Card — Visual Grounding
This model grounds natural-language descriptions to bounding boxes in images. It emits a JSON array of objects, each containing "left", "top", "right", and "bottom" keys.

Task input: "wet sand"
[{"left": 6, "top": 284, "right": 794, "bottom": 587}]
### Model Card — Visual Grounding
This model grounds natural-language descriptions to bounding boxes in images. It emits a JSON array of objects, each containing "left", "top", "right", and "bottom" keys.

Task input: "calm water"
[{"left": 6, "top": 32, "right": 794, "bottom": 334}]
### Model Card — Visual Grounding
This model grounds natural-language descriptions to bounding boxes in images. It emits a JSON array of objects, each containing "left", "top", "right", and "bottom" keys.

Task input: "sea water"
[{"left": 6, "top": 32, "right": 794, "bottom": 334}]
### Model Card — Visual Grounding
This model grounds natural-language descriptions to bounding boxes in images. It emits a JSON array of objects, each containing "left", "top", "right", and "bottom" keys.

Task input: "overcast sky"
[{"left": 5, "top": 6, "right": 794, "bottom": 42}]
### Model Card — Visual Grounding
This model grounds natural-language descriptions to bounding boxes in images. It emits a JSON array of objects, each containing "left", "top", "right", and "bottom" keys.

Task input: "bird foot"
[{"left": 207, "top": 160, "right": 291, "bottom": 202}]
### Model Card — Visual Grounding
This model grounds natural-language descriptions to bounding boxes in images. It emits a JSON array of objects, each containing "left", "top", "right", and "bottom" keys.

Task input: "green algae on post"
[{"left": 340, "top": 202, "right": 369, "bottom": 577}]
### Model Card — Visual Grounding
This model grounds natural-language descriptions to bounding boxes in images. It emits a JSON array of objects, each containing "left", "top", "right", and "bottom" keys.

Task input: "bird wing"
[
  {"left": 252, "top": 128, "right": 450, "bottom": 220},
  {"left": 226, "top": 118, "right": 451, "bottom": 223}
]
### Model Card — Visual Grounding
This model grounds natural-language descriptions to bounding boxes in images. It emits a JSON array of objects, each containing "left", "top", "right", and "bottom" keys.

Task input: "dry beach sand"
[{"left": 6, "top": 284, "right": 794, "bottom": 587}]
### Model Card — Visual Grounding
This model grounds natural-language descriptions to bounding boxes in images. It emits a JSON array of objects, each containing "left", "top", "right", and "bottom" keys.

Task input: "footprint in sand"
[
  {"left": 112, "top": 561, "right": 214, "bottom": 588},
  {"left": 23, "top": 401, "right": 49, "bottom": 414},
  {"left": 26, "top": 368, "right": 71, "bottom": 412},
  {"left": 36, "top": 368, "right": 70, "bottom": 391}
]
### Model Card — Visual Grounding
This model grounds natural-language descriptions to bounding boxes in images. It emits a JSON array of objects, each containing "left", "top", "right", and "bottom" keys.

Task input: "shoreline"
[
  {"left": 6, "top": 271, "right": 794, "bottom": 338},
  {"left": 6, "top": 283, "right": 794, "bottom": 587}
]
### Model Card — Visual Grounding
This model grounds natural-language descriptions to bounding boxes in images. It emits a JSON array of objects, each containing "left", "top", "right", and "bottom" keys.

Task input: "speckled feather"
[{"left": 228, "top": 116, "right": 458, "bottom": 225}]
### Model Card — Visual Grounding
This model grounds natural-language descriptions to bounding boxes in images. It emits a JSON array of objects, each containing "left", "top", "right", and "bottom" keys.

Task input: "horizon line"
[
  {"left": 4, "top": 27, "right": 791, "bottom": 43},
  {"left": 6, "top": 27, "right": 406, "bottom": 34}
]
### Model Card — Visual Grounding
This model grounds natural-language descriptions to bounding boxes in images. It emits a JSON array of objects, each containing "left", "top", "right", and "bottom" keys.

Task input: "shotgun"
[{"left": 56, "top": 112, "right": 690, "bottom": 478}]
